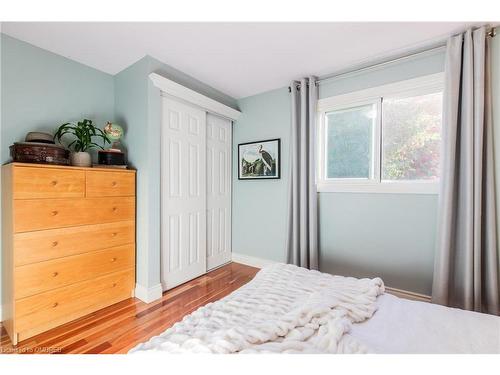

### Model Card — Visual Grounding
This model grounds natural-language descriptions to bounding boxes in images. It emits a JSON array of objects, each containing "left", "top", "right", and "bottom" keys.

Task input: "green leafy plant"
[{"left": 54, "top": 119, "right": 110, "bottom": 152}]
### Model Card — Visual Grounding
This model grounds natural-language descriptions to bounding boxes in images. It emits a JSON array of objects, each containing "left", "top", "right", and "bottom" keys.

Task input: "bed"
[
  {"left": 349, "top": 293, "right": 500, "bottom": 353},
  {"left": 130, "top": 264, "right": 500, "bottom": 354}
]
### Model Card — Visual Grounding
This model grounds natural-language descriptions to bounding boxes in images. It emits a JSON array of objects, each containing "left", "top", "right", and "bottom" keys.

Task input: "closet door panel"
[
  {"left": 206, "top": 114, "right": 232, "bottom": 270},
  {"left": 161, "top": 97, "right": 207, "bottom": 290}
]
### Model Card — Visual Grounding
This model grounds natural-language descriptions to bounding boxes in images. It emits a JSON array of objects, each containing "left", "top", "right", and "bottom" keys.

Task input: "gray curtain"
[
  {"left": 432, "top": 27, "right": 499, "bottom": 314},
  {"left": 286, "top": 77, "right": 319, "bottom": 270}
]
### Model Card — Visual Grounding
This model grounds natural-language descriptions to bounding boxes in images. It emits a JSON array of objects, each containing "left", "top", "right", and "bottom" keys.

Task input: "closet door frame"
[{"left": 152, "top": 73, "right": 241, "bottom": 290}]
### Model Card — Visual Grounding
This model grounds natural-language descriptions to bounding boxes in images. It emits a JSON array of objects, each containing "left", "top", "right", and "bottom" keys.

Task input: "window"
[
  {"left": 317, "top": 73, "right": 443, "bottom": 193},
  {"left": 382, "top": 92, "right": 442, "bottom": 182},
  {"left": 326, "top": 103, "right": 377, "bottom": 179}
]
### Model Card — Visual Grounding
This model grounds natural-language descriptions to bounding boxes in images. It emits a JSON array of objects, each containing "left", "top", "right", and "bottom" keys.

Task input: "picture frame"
[{"left": 238, "top": 138, "right": 281, "bottom": 180}]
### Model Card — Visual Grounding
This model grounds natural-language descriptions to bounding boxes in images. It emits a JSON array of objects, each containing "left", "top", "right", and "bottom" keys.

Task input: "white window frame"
[{"left": 316, "top": 73, "right": 444, "bottom": 194}]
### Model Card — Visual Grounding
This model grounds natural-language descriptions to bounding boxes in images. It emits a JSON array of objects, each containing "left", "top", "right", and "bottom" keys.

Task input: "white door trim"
[{"left": 149, "top": 73, "right": 241, "bottom": 121}]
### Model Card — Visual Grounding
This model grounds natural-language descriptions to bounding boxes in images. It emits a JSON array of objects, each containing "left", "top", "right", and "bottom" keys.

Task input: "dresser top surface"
[{"left": 3, "top": 162, "right": 136, "bottom": 174}]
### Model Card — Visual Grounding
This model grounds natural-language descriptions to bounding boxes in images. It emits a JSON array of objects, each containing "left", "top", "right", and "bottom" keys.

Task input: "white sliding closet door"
[
  {"left": 161, "top": 97, "right": 207, "bottom": 290},
  {"left": 206, "top": 114, "right": 232, "bottom": 270}
]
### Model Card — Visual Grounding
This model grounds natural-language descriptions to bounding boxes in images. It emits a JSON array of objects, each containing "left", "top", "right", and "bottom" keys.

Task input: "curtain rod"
[
  {"left": 315, "top": 44, "right": 446, "bottom": 87},
  {"left": 317, "top": 27, "right": 496, "bottom": 87},
  {"left": 288, "top": 44, "right": 445, "bottom": 93},
  {"left": 288, "top": 26, "right": 497, "bottom": 93}
]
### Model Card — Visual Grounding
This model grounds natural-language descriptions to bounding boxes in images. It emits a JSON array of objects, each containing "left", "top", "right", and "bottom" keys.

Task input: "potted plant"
[{"left": 54, "top": 119, "right": 110, "bottom": 167}]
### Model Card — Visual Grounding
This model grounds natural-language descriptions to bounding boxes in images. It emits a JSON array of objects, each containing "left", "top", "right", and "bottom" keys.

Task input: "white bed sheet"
[{"left": 349, "top": 293, "right": 500, "bottom": 353}]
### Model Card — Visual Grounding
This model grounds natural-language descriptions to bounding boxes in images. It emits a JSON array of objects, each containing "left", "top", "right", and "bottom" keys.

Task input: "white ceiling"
[{"left": 2, "top": 22, "right": 477, "bottom": 99}]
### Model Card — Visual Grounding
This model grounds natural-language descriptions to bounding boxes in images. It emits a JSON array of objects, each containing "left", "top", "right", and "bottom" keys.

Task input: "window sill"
[{"left": 317, "top": 182, "right": 439, "bottom": 194}]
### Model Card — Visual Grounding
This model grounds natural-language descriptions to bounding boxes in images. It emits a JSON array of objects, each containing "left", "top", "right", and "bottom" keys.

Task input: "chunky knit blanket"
[{"left": 129, "top": 263, "right": 385, "bottom": 354}]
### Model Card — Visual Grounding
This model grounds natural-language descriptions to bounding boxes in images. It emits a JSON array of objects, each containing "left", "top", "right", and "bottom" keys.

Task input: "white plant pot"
[{"left": 70, "top": 151, "right": 92, "bottom": 167}]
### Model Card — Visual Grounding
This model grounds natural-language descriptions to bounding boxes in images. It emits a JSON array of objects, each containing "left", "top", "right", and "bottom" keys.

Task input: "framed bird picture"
[{"left": 238, "top": 138, "right": 281, "bottom": 180}]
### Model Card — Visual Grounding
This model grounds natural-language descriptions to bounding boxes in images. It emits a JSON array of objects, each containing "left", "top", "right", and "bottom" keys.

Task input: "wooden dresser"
[{"left": 1, "top": 163, "right": 136, "bottom": 345}]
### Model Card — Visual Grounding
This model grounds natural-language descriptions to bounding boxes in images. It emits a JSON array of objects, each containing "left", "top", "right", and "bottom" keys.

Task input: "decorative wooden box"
[{"left": 10, "top": 142, "right": 70, "bottom": 165}]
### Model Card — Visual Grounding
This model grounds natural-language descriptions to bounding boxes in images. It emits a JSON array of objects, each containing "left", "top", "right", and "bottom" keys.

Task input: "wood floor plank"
[
  {"left": 0, "top": 262, "right": 258, "bottom": 354},
  {"left": 83, "top": 341, "right": 112, "bottom": 354},
  {"left": 14, "top": 298, "right": 144, "bottom": 353}
]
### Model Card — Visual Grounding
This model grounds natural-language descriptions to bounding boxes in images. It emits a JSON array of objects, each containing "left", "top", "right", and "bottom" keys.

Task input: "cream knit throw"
[{"left": 130, "top": 263, "right": 384, "bottom": 354}]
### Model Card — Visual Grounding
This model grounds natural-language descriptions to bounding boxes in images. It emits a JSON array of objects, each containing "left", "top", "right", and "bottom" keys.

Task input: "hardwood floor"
[{"left": 0, "top": 262, "right": 259, "bottom": 354}]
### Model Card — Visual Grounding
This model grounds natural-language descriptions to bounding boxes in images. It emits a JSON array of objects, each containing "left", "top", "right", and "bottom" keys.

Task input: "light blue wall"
[
  {"left": 232, "top": 87, "right": 290, "bottom": 262},
  {"left": 233, "top": 50, "right": 445, "bottom": 295},
  {"left": 319, "top": 193, "right": 437, "bottom": 293},
  {"left": 319, "top": 50, "right": 445, "bottom": 98},
  {"left": 114, "top": 57, "right": 152, "bottom": 288},
  {"left": 0, "top": 34, "right": 115, "bottom": 163},
  {"left": 115, "top": 55, "right": 239, "bottom": 291},
  {"left": 0, "top": 33, "right": 115, "bottom": 310}
]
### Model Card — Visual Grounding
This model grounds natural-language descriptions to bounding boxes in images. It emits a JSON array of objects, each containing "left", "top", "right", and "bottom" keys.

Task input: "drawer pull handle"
[
  {"left": 52, "top": 302, "right": 58, "bottom": 308},
  {"left": 52, "top": 241, "right": 59, "bottom": 247},
  {"left": 111, "top": 257, "right": 117, "bottom": 262},
  {"left": 112, "top": 207, "right": 118, "bottom": 212},
  {"left": 111, "top": 181, "right": 117, "bottom": 187},
  {"left": 52, "top": 272, "right": 59, "bottom": 277},
  {"left": 51, "top": 210, "right": 59, "bottom": 216},
  {"left": 111, "top": 232, "right": 118, "bottom": 237},
  {"left": 51, "top": 180, "right": 58, "bottom": 186}
]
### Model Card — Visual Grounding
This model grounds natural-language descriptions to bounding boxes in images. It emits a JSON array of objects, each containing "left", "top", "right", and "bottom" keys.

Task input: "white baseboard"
[
  {"left": 232, "top": 253, "right": 431, "bottom": 303},
  {"left": 384, "top": 286, "right": 431, "bottom": 302},
  {"left": 134, "top": 283, "right": 163, "bottom": 303},
  {"left": 232, "top": 252, "right": 278, "bottom": 269}
]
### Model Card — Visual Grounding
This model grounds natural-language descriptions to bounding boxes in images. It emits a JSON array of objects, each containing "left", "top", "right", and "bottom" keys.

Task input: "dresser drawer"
[
  {"left": 14, "top": 221, "right": 135, "bottom": 266},
  {"left": 13, "top": 197, "right": 135, "bottom": 232},
  {"left": 15, "top": 268, "right": 134, "bottom": 340},
  {"left": 13, "top": 166, "right": 85, "bottom": 199},
  {"left": 86, "top": 170, "right": 135, "bottom": 197},
  {"left": 15, "top": 244, "right": 135, "bottom": 299}
]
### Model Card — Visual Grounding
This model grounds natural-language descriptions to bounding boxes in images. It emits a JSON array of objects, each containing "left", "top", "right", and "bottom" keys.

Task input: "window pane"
[
  {"left": 382, "top": 92, "right": 442, "bottom": 181},
  {"left": 326, "top": 104, "right": 376, "bottom": 179}
]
